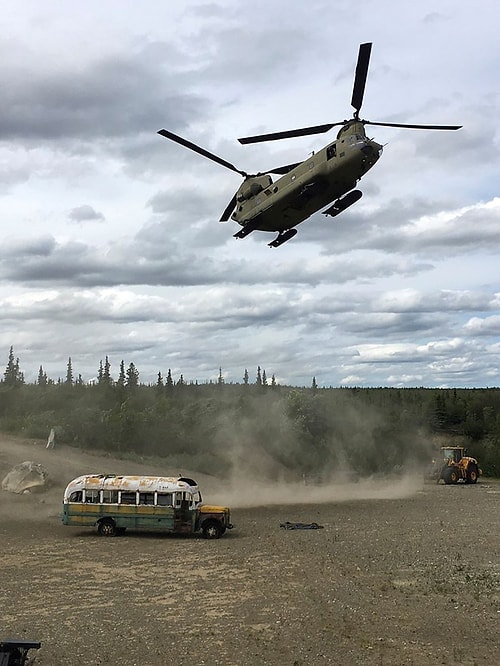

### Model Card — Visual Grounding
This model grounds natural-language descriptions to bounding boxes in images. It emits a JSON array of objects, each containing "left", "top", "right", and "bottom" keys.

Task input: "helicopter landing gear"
[
  {"left": 268, "top": 228, "right": 298, "bottom": 248},
  {"left": 234, "top": 222, "right": 258, "bottom": 239},
  {"left": 323, "top": 189, "right": 362, "bottom": 218}
]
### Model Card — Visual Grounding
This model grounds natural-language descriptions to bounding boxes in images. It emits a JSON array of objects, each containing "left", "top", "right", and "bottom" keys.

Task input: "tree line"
[
  {"left": 1, "top": 346, "right": 499, "bottom": 478},
  {"left": 4, "top": 347, "right": 276, "bottom": 390}
]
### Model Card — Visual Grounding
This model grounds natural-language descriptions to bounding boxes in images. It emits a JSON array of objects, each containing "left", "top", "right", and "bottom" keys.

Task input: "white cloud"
[{"left": 68, "top": 205, "right": 105, "bottom": 223}]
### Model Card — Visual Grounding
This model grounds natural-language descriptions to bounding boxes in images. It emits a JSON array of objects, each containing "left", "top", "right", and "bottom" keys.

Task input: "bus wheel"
[
  {"left": 202, "top": 521, "right": 223, "bottom": 539},
  {"left": 97, "top": 519, "right": 117, "bottom": 537}
]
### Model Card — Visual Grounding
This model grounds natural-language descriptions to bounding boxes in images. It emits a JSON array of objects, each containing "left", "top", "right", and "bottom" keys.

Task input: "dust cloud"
[
  {"left": 206, "top": 397, "right": 426, "bottom": 508},
  {"left": 208, "top": 467, "right": 424, "bottom": 508}
]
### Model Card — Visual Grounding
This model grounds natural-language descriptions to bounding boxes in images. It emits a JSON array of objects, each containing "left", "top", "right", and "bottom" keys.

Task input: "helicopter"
[{"left": 158, "top": 43, "right": 461, "bottom": 248}]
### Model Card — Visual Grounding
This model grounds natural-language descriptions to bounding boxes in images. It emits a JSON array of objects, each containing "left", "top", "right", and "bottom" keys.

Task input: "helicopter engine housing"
[{"left": 237, "top": 175, "right": 273, "bottom": 202}]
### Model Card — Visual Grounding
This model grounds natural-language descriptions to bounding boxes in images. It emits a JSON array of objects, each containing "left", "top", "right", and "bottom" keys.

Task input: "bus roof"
[{"left": 63, "top": 474, "right": 199, "bottom": 499}]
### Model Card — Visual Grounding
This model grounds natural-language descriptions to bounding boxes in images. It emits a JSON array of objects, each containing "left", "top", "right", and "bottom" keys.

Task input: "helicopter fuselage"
[{"left": 232, "top": 122, "right": 382, "bottom": 234}]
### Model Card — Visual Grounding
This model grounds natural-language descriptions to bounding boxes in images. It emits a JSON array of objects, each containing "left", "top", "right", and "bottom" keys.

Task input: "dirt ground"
[{"left": 0, "top": 434, "right": 499, "bottom": 665}]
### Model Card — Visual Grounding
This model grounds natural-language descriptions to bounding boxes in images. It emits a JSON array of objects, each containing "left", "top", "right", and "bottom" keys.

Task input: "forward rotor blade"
[
  {"left": 158, "top": 129, "right": 247, "bottom": 176},
  {"left": 351, "top": 42, "right": 372, "bottom": 115},
  {"left": 238, "top": 123, "right": 340, "bottom": 144},
  {"left": 220, "top": 193, "right": 238, "bottom": 222},
  {"left": 364, "top": 120, "right": 462, "bottom": 130}
]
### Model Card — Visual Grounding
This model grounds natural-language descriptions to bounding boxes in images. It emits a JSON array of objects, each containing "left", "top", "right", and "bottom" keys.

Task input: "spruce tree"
[
  {"left": 166, "top": 369, "right": 173, "bottom": 391},
  {"left": 14, "top": 357, "right": 24, "bottom": 385},
  {"left": 126, "top": 362, "right": 139, "bottom": 388},
  {"left": 117, "top": 360, "right": 126, "bottom": 387},
  {"left": 66, "top": 357, "right": 74, "bottom": 385},
  {"left": 3, "top": 347, "right": 24, "bottom": 385},
  {"left": 4, "top": 346, "right": 17, "bottom": 385},
  {"left": 37, "top": 365, "right": 48, "bottom": 386},
  {"left": 103, "top": 356, "right": 112, "bottom": 384}
]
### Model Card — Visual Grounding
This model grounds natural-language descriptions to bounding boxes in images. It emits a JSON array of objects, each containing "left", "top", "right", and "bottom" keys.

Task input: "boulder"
[{"left": 1, "top": 461, "right": 49, "bottom": 494}]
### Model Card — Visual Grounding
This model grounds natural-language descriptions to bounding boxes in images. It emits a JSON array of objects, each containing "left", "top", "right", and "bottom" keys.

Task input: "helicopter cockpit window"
[{"left": 327, "top": 144, "right": 337, "bottom": 160}]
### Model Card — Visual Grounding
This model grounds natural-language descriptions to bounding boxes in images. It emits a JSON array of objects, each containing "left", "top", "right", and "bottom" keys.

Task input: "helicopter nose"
[
  {"left": 360, "top": 141, "right": 383, "bottom": 158},
  {"left": 359, "top": 140, "right": 383, "bottom": 170}
]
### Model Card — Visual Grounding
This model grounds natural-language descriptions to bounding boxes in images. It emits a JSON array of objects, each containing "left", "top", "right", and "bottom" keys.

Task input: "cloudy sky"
[{"left": 1, "top": 0, "right": 499, "bottom": 388}]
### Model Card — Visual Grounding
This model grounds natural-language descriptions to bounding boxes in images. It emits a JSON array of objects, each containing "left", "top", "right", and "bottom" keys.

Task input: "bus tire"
[
  {"left": 202, "top": 520, "right": 223, "bottom": 539},
  {"left": 97, "top": 519, "right": 117, "bottom": 537}
]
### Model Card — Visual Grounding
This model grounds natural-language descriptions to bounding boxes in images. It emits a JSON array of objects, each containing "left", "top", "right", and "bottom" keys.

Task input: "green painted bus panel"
[{"left": 62, "top": 503, "right": 191, "bottom": 532}]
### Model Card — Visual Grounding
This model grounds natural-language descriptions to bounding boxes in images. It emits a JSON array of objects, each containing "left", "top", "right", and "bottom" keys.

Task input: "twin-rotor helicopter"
[{"left": 158, "top": 43, "right": 461, "bottom": 248}]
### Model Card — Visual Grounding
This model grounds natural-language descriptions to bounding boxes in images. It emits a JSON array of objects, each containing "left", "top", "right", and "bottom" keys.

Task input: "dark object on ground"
[
  {"left": 280, "top": 521, "right": 324, "bottom": 530},
  {"left": 0, "top": 639, "right": 41, "bottom": 666}
]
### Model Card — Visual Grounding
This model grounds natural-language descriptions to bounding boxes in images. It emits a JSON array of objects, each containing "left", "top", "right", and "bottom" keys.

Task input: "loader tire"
[
  {"left": 443, "top": 467, "right": 459, "bottom": 485},
  {"left": 466, "top": 466, "right": 478, "bottom": 484}
]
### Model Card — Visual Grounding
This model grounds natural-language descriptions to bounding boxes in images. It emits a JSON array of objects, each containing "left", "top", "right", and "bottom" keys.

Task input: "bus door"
[{"left": 173, "top": 492, "right": 195, "bottom": 533}]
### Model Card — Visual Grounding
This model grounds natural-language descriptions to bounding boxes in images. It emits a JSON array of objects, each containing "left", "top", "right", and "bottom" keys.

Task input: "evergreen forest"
[{"left": 1, "top": 347, "right": 499, "bottom": 479}]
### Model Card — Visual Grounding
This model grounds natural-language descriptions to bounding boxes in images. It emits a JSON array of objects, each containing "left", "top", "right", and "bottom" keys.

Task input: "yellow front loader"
[{"left": 429, "top": 446, "right": 481, "bottom": 484}]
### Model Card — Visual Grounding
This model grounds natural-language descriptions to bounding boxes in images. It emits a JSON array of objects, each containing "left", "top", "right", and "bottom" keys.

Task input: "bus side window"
[
  {"left": 138, "top": 492, "right": 155, "bottom": 505},
  {"left": 69, "top": 491, "right": 83, "bottom": 502},
  {"left": 85, "top": 489, "right": 100, "bottom": 503},
  {"left": 102, "top": 490, "right": 119, "bottom": 503},
  {"left": 156, "top": 493, "right": 173, "bottom": 507},
  {"left": 120, "top": 491, "right": 137, "bottom": 505}
]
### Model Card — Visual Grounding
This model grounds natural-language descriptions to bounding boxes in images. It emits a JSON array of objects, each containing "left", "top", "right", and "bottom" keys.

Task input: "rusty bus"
[{"left": 62, "top": 474, "right": 233, "bottom": 539}]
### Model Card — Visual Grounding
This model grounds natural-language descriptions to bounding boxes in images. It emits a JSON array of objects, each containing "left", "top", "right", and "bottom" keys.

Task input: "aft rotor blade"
[
  {"left": 158, "top": 129, "right": 247, "bottom": 176},
  {"left": 220, "top": 193, "right": 238, "bottom": 222},
  {"left": 268, "top": 162, "right": 301, "bottom": 175},
  {"left": 351, "top": 42, "right": 372, "bottom": 115},
  {"left": 364, "top": 120, "right": 462, "bottom": 130},
  {"left": 238, "top": 123, "right": 340, "bottom": 144}
]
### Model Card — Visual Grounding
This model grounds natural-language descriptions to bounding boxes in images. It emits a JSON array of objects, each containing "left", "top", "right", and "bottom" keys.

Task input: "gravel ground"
[{"left": 0, "top": 435, "right": 499, "bottom": 665}]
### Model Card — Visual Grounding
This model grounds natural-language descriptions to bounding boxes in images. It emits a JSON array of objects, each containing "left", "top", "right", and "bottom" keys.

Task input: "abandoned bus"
[{"left": 62, "top": 474, "right": 233, "bottom": 539}]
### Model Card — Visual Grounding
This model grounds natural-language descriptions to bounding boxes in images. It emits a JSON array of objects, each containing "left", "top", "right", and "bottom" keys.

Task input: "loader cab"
[{"left": 442, "top": 447, "right": 464, "bottom": 464}]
